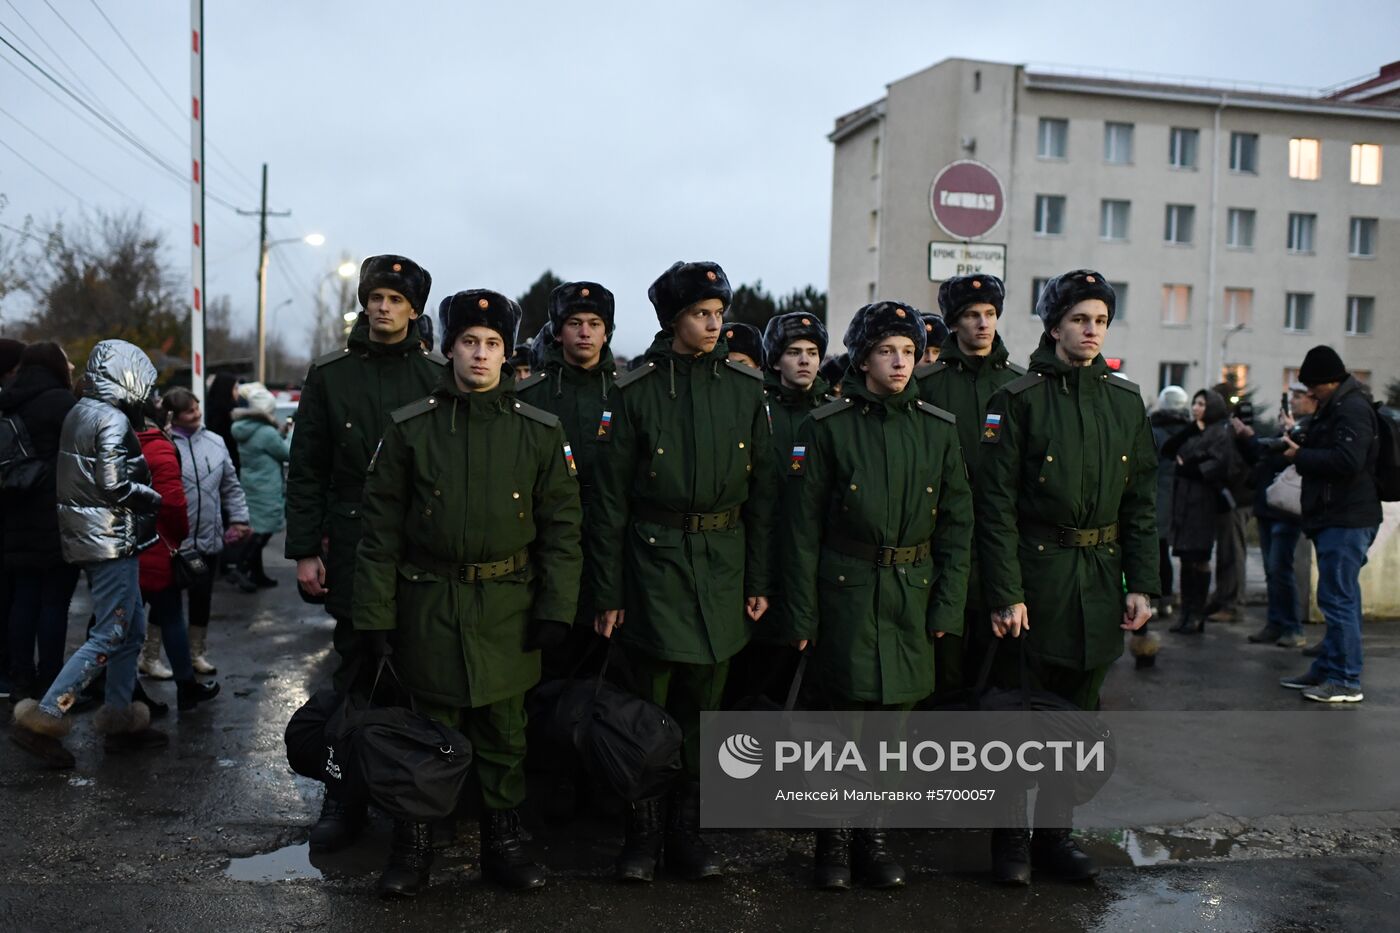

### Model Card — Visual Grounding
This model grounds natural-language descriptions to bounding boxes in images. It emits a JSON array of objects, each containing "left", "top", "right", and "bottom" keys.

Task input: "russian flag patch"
[
  {"left": 564, "top": 443, "right": 577, "bottom": 475},
  {"left": 982, "top": 412, "right": 1003, "bottom": 443},
  {"left": 790, "top": 445, "right": 807, "bottom": 475},
  {"left": 596, "top": 410, "right": 613, "bottom": 441}
]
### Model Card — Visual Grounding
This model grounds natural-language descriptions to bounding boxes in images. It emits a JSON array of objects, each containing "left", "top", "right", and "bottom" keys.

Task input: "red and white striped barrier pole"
[{"left": 189, "top": 0, "right": 206, "bottom": 406}]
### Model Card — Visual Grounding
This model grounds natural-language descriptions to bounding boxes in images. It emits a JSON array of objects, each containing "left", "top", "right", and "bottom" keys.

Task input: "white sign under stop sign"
[{"left": 928, "top": 242, "right": 1006, "bottom": 282}]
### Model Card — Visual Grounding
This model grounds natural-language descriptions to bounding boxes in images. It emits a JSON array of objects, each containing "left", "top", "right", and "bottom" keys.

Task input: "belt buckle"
[
  {"left": 1056, "top": 526, "right": 1076, "bottom": 548},
  {"left": 876, "top": 546, "right": 897, "bottom": 567},
  {"left": 682, "top": 513, "right": 702, "bottom": 534},
  {"left": 459, "top": 565, "right": 479, "bottom": 584}
]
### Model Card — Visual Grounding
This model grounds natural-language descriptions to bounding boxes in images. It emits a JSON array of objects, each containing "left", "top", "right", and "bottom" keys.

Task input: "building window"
[
  {"left": 1161, "top": 284, "right": 1191, "bottom": 325},
  {"left": 1350, "top": 217, "right": 1377, "bottom": 257},
  {"left": 868, "top": 210, "right": 878, "bottom": 249},
  {"left": 1350, "top": 143, "right": 1382, "bottom": 185},
  {"left": 1104, "top": 122, "right": 1133, "bottom": 164},
  {"left": 1224, "top": 288, "right": 1253, "bottom": 327},
  {"left": 1169, "top": 127, "right": 1199, "bottom": 169},
  {"left": 1110, "top": 282, "right": 1128, "bottom": 320},
  {"left": 1038, "top": 118, "right": 1068, "bottom": 159},
  {"left": 1353, "top": 369, "right": 1372, "bottom": 385},
  {"left": 1283, "top": 366, "right": 1301, "bottom": 390},
  {"left": 1285, "top": 293, "right": 1313, "bottom": 332},
  {"left": 1229, "top": 132, "right": 1258, "bottom": 174},
  {"left": 1220, "top": 364, "right": 1250, "bottom": 392},
  {"left": 1034, "top": 195, "right": 1065, "bottom": 236},
  {"left": 1289, "top": 138, "right": 1320, "bottom": 180},
  {"left": 1031, "top": 277, "right": 1051, "bottom": 315},
  {"left": 1100, "top": 199, "right": 1130, "bottom": 241},
  {"left": 1347, "top": 296, "right": 1375, "bottom": 336},
  {"left": 1164, "top": 204, "right": 1195, "bottom": 245},
  {"left": 1159, "top": 361, "right": 1189, "bottom": 393},
  {"left": 871, "top": 137, "right": 880, "bottom": 177},
  {"left": 1287, "top": 213, "right": 1316, "bottom": 253},
  {"left": 1226, "top": 208, "right": 1256, "bottom": 249}
]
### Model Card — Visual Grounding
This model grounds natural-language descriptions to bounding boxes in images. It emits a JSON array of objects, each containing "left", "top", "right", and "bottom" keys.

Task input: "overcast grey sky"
[{"left": 1, "top": 0, "right": 1396, "bottom": 357}]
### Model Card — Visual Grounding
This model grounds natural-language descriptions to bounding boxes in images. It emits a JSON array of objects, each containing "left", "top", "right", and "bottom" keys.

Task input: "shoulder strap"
[
  {"left": 1105, "top": 372, "right": 1142, "bottom": 395},
  {"left": 614, "top": 361, "right": 659, "bottom": 389},
  {"left": 1006, "top": 361, "right": 1027, "bottom": 376},
  {"left": 510, "top": 398, "right": 561, "bottom": 428},
  {"left": 1004, "top": 371, "right": 1045, "bottom": 396},
  {"left": 812, "top": 397, "right": 854, "bottom": 421},
  {"left": 312, "top": 347, "right": 352, "bottom": 369},
  {"left": 389, "top": 395, "right": 440, "bottom": 424},
  {"left": 914, "top": 360, "right": 948, "bottom": 380},
  {"left": 915, "top": 399, "right": 956, "bottom": 424},
  {"left": 723, "top": 359, "right": 764, "bottom": 381},
  {"left": 514, "top": 372, "right": 548, "bottom": 393},
  {"left": 421, "top": 349, "right": 448, "bottom": 366}
]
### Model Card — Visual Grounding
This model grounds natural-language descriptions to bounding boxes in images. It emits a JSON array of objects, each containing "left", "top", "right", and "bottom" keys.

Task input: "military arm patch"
[
  {"left": 563, "top": 443, "right": 578, "bottom": 476},
  {"left": 789, "top": 445, "right": 807, "bottom": 475},
  {"left": 981, "top": 410, "right": 1004, "bottom": 444},
  {"left": 596, "top": 410, "right": 614, "bottom": 442}
]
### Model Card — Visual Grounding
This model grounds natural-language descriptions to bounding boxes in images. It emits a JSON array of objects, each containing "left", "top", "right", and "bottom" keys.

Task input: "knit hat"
[
  {"left": 438, "top": 290, "right": 522, "bottom": 353},
  {"left": 647, "top": 261, "right": 732, "bottom": 328},
  {"left": 358, "top": 255, "right": 432, "bottom": 313},
  {"left": 1034, "top": 269, "right": 1116, "bottom": 332},
  {"left": 1297, "top": 345, "right": 1347, "bottom": 387}
]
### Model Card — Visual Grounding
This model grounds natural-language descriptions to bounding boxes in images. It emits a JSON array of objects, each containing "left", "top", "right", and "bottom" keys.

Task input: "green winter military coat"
[
  {"left": 515, "top": 343, "right": 617, "bottom": 508},
  {"left": 589, "top": 333, "right": 778, "bottom": 665},
  {"left": 782, "top": 381, "right": 974, "bottom": 705},
  {"left": 284, "top": 316, "right": 447, "bottom": 620},
  {"left": 974, "top": 334, "right": 1160, "bottom": 672},
  {"left": 916, "top": 333, "right": 1024, "bottom": 609},
  {"left": 353, "top": 377, "right": 583, "bottom": 708}
]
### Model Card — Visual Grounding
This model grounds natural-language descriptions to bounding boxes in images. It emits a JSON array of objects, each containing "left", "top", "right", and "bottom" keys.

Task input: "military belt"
[
  {"left": 1023, "top": 520, "right": 1119, "bottom": 548},
  {"left": 406, "top": 547, "right": 531, "bottom": 583},
  {"left": 825, "top": 535, "right": 932, "bottom": 567},
  {"left": 633, "top": 504, "right": 742, "bottom": 534}
]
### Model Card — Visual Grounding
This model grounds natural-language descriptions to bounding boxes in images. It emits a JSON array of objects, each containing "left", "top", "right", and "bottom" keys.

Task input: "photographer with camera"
[{"left": 1233, "top": 383, "right": 1315, "bottom": 648}]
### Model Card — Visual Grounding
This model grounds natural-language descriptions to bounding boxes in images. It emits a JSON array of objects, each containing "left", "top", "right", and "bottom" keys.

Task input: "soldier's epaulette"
[
  {"left": 1004, "top": 371, "right": 1045, "bottom": 395},
  {"left": 1104, "top": 372, "right": 1142, "bottom": 395},
  {"left": 514, "top": 372, "right": 547, "bottom": 392},
  {"left": 723, "top": 359, "right": 764, "bottom": 381},
  {"left": 812, "top": 397, "right": 855, "bottom": 421},
  {"left": 312, "top": 347, "right": 352, "bottom": 369},
  {"left": 1006, "top": 361, "right": 1027, "bottom": 376},
  {"left": 421, "top": 349, "right": 448, "bottom": 366},
  {"left": 914, "top": 360, "right": 948, "bottom": 380},
  {"left": 510, "top": 398, "right": 561, "bottom": 428},
  {"left": 915, "top": 399, "right": 957, "bottom": 424},
  {"left": 614, "top": 361, "right": 658, "bottom": 389},
  {"left": 390, "top": 395, "right": 439, "bottom": 423}
]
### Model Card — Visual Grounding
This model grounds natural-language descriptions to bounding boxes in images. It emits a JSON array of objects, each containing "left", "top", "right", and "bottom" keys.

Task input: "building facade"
[{"left": 828, "top": 59, "right": 1400, "bottom": 401}]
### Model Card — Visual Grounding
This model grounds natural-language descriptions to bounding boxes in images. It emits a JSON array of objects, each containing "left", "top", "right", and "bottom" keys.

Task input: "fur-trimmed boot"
[
  {"left": 96, "top": 701, "right": 168, "bottom": 753},
  {"left": 139, "top": 626, "right": 173, "bottom": 679},
  {"left": 9, "top": 699, "right": 75, "bottom": 769},
  {"left": 189, "top": 625, "right": 217, "bottom": 675}
]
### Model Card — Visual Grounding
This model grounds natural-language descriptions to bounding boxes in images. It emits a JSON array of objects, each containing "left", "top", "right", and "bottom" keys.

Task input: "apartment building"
[{"left": 828, "top": 59, "right": 1400, "bottom": 400}]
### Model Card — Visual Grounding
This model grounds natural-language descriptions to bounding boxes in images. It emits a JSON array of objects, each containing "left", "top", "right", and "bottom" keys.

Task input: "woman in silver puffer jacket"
[{"left": 11, "top": 339, "right": 169, "bottom": 768}]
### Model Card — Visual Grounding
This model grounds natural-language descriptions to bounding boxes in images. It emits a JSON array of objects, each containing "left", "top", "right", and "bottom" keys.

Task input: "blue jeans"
[
  {"left": 39, "top": 557, "right": 147, "bottom": 718},
  {"left": 1258, "top": 520, "right": 1303, "bottom": 637},
  {"left": 1306, "top": 525, "right": 1378, "bottom": 691},
  {"left": 144, "top": 586, "right": 194, "bottom": 681},
  {"left": 7, "top": 564, "right": 80, "bottom": 694}
]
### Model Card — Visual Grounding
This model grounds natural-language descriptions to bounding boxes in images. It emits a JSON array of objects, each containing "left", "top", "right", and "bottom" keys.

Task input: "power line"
[
  {"left": 86, "top": 0, "right": 262, "bottom": 201},
  {"left": 0, "top": 136, "right": 92, "bottom": 208},
  {"left": 2, "top": 0, "right": 112, "bottom": 121}
]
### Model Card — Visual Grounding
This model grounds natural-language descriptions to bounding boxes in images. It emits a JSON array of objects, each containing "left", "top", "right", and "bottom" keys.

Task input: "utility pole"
[{"left": 237, "top": 163, "right": 290, "bottom": 384}]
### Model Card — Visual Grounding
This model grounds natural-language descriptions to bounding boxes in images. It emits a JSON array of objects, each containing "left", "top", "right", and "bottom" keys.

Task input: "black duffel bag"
[
  {"left": 284, "top": 686, "right": 349, "bottom": 786},
  {"left": 528, "top": 640, "right": 682, "bottom": 802}
]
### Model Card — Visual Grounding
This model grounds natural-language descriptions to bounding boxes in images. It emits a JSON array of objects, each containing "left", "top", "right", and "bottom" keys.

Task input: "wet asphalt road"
[{"left": 2, "top": 537, "right": 1398, "bottom": 932}]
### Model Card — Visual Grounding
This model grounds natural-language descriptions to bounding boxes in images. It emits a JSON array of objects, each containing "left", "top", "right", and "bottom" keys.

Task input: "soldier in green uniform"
[
  {"left": 722, "top": 321, "right": 763, "bottom": 371},
  {"left": 590, "top": 260, "right": 778, "bottom": 883},
  {"left": 355, "top": 289, "right": 583, "bottom": 897},
  {"left": 975, "top": 269, "right": 1157, "bottom": 885},
  {"left": 283, "top": 255, "right": 445, "bottom": 851},
  {"left": 916, "top": 275, "right": 1023, "bottom": 694},
  {"left": 783, "top": 300, "right": 973, "bottom": 890},
  {"left": 516, "top": 282, "right": 618, "bottom": 678}
]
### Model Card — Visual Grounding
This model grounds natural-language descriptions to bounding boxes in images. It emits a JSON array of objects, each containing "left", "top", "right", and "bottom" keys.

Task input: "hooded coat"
[
  {"left": 55, "top": 340, "right": 162, "bottom": 564},
  {"left": 589, "top": 332, "right": 778, "bottom": 664},
  {"left": 1294, "top": 375, "right": 1382, "bottom": 532},
  {"left": 284, "top": 314, "right": 447, "bottom": 619},
  {"left": 170, "top": 425, "right": 250, "bottom": 555},
  {"left": 975, "top": 334, "right": 1160, "bottom": 671},
  {"left": 0, "top": 363, "right": 76, "bottom": 569},
  {"left": 231, "top": 386, "right": 291, "bottom": 535},
  {"left": 1166, "top": 391, "right": 1239, "bottom": 555}
]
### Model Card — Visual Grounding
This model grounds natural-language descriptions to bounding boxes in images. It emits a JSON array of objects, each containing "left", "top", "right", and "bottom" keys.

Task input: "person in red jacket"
[{"left": 137, "top": 418, "right": 220, "bottom": 712}]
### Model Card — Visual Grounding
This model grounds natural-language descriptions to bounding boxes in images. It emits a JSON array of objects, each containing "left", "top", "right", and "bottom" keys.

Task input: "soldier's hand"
[
  {"left": 594, "top": 609, "right": 624, "bottom": 638},
  {"left": 792, "top": 639, "right": 809, "bottom": 651},
  {"left": 991, "top": 603, "right": 1029, "bottom": 638},
  {"left": 1121, "top": 593, "right": 1153, "bottom": 631},
  {"left": 296, "top": 556, "right": 328, "bottom": 596},
  {"left": 745, "top": 596, "right": 769, "bottom": 622}
]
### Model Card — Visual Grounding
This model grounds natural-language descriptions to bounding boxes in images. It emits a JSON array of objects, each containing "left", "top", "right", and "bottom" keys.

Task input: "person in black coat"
[
  {"left": 204, "top": 372, "right": 242, "bottom": 472},
  {"left": 1, "top": 342, "right": 80, "bottom": 699}
]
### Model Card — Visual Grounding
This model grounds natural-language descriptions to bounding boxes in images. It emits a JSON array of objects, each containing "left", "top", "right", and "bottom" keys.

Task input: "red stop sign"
[{"left": 929, "top": 160, "right": 1005, "bottom": 240}]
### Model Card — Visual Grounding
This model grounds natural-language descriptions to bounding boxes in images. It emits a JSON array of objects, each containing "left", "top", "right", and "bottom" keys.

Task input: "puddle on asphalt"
[
  {"left": 1083, "top": 828, "right": 1272, "bottom": 866},
  {"left": 226, "top": 843, "right": 321, "bottom": 882},
  {"left": 225, "top": 835, "right": 478, "bottom": 883}
]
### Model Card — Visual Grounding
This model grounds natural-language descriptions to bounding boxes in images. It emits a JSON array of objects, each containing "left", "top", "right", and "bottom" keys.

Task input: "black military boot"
[
  {"left": 852, "top": 828, "right": 905, "bottom": 888},
  {"left": 989, "top": 791, "right": 1032, "bottom": 885},
  {"left": 376, "top": 820, "right": 433, "bottom": 897},
  {"left": 308, "top": 789, "right": 366, "bottom": 853},
  {"left": 813, "top": 829, "right": 852, "bottom": 890},
  {"left": 664, "top": 781, "right": 723, "bottom": 880},
  {"left": 615, "top": 796, "right": 666, "bottom": 882},
  {"left": 1031, "top": 828, "right": 1098, "bottom": 881},
  {"left": 480, "top": 808, "right": 547, "bottom": 890}
]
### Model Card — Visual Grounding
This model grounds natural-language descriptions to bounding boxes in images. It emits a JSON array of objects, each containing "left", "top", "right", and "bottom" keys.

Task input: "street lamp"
[{"left": 255, "top": 232, "right": 324, "bottom": 383}]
